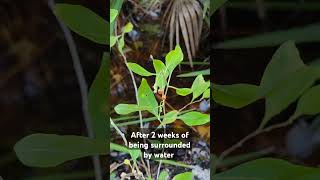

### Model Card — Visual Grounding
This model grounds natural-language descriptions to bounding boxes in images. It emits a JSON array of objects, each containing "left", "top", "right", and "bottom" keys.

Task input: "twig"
[
  {"left": 119, "top": 43, "right": 151, "bottom": 178},
  {"left": 48, "top": 1, "right": 102, "bottom": 180},
  {"left": 217, "top": 115, "right": 296, "bottom": 167},
  {"left": 110, "top": 118, "right": 128, "bottom": 146}
]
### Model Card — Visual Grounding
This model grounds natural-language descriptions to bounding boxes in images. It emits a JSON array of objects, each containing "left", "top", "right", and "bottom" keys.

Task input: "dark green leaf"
[
  {"left": 294, "top": 85, "right": 320, "bottom": 117},
  {"left": 212, "top": 0, "right": 228, "bottom": 14},
  {"left": 213, "top": 83, "right": 259, "bottom": 109},
  {"left": 88, "top": 53, "right": 108, "bottom": 140},
  {"left": 216, "top": 23, "right": 320, "bottom": 49},
  {"left": 14, "top": 134, "right": 107, "bottom": 167},
  {"left": 214, "top": 158, "right": 320, "bottom": 180},
  {"left": 54, "top": 4, "right": 108, "bottom": 45}
]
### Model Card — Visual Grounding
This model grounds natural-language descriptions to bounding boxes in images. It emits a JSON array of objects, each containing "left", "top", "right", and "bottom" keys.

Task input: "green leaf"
[
  {"left": 294, "top": 85, "right": 320, "bottom": 117},
  {"left": 153, "top": 59, "right": 169, "bottom": 91},
  {"left": 14, "top": 134, "right": 107, "bottom": 167},
  {"left": 138, "top": 79, "right": 159, "bottom": 117},
  {"left": 54, "top": 4, "right": 108, "bottom": 45},
  {"left": 165, "top": 45, "right": 184, "bottom": 74},
  {"left": 110, "top": 9, "right": 118, "bottom": 23},
  {"left": 214, "top": 158, "right": 320, "bottom": 180},
  {"left": 216, "top": 23, "right": 320, "bottom": 49},
  {"left": 159, "top": 171, "right": 169, "bottom": 180},
  {"left": 124, "top": 22, "right": 134, "bottom": 33},
  {"left": 129, "top": 149, "right": 141, "bottom": 162},
  {"left": 259, "top": 41, "right": 305, "bottom": 97},
  {"left": 117, "top": 35, "right": 125, "bottom": 54},
  {"left": 191, "top": 75, "right": 210, "bottom": 101},
  {"left": 162, "top": 110, "right": 179, "bottom": 125},
  {"left": 259, "top": 42, "right": 318, "bottom": 127},
  {"left": 203, "top": 88, "right": 210, "bottom": 99},
  {"left": 177, "top": 69, "right": 210, "bottom": 78},
  {"left": 213, "top": 83, "right": 259, "bottom": 109},
  {"left": 114, "top": 104, "right": 151, "bottom": 115},
  {"left": 173, "top": 172, "right": 193, "bottom": 180},
  {"left": 25, "top": 171, "right": 94, "bottom": 180},
  {"left": 127, "top": 63, "right": 154, "bottom": 76},
  {"left": 88, "top": 53, "right": 108, "bottom": 140},
  {"left": 176, "top": 88, "right": 192, "bottom": 96},
  {"left": 212, "top": 0, "right": 228, "bottom": 14},
  {"left": 178, "top": 111, "right": 210, "bottom": 126},
  {"left": 110, "top": 35, "right": 118, "bottom": 47},
  {"left": 262, "top": 67, "right": 317, "bottom": 127},
  {"left": 110, "top": 143, "right": 129, "bottom": 153}
]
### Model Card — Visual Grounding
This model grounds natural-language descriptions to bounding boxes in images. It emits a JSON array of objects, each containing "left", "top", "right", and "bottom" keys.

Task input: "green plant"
[
  {"left": 212, "top": 41, "right": 320, "bottom": 179},
  {"left": 110, "top": 7, "right": 210, "bottom": 179},
  {"left": 14, "top": 3, "right": 108, "bottom": 180}
]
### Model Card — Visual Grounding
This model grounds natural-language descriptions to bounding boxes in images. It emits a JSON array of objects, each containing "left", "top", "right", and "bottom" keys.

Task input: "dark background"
[{"left": 0, "top": 0, "right": 105, "bottom": 179}]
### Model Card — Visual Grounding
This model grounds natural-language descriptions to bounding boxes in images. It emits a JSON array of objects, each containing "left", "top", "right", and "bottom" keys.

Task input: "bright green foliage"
[
  {"left": 158, "top": 171, "right": 169, "bottom": 180},
  {"left": 129, "top": 149, "right": 141, "bottom": 162},
  {"left": 153, "top": 59, "right": 169, "bottom": 91},
  {"left": 178, "top": 111, "right": 210, "bottom": 126},
  {"left": 110, "top": 9, "right": 118, "bottom": 23},
  {"left": 214, "top": 158, "right": 320, "bottom": 180},
  {"left": 162, "top": 110, "right": 179, "bottom": 125},
  {"left": 294, "top": 85, "right": 320, "bottom": 117},
  {"left": 114, "top": 104, "right": 151, "bottom": 115},
  {"left": 110, "top": 35, "right": 118, "bottom": 47},
  {"left": 173, "top": 172, "right": 193, "bottom": 180},
  {"left": 138, "top": 79, "right": 159, "bottom": 117},
  {"left": 176, "top": 88, "right": 192, "bottom": 96},
  {"left": 127, "top": 63, "right": 154, "bottom": 76},
  {"left": 14, "top": 134, "right": 107, "bottom": 167},
  {"left": 88, "top": 53, "right": 108, "bottom": 140},
  {"left": 191, "top": 75, "right": 210, "bottom": 101},
  {"left": 117, "top": 35, "right": 125, "bottom": 54},
  {"left": 203, "top": 88, "right": 210, "bottom": 99},
  {"left": 165, "top": 45, "right": 184, "bottom": 74},
  {"left": 124, "top": 22, "right": 134, "bottom": 33},
  {"left": 54, "top": 4, "right": 108, "bottom": 45}
]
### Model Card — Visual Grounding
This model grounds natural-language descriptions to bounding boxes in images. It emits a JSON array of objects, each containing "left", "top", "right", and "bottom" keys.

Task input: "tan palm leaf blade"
[{"left": 163, "top": 0, "right": 203, "bottom": 68}]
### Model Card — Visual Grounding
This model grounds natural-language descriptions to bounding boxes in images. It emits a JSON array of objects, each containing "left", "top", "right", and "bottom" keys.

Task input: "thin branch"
[
  {"left": 110, "top": 118, "right": 128, "bottom": 146},
  {"left": 48, "top": 1, "right": 102, "bottom": 180},
  {"left": 217, "top": 115, "right": 296, "bottom": 165}
]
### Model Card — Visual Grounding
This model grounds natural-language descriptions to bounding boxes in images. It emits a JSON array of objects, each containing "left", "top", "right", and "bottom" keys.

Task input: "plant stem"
[
  {"left": 48, "top": 1, "right": 102, "bottom": 179},
  {"left": 119, "top": 40, "right": 151, "bottom": 178},
  {"left": 216, "top": 115, "right": 297, "bottom": 172},
  {"left": 110, "top": 118, "right": 128, "bottom": 146}
]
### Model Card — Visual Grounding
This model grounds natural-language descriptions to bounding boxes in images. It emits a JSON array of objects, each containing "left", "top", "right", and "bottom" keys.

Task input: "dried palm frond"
[{"left": 163, "top": 0, "right": 203, "bottom": 68}]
